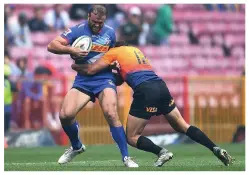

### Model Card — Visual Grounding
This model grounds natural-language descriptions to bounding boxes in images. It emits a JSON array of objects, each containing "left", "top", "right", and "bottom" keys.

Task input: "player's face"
[{"left": 88, "top": 13, "right": 106, "bottom": 34}]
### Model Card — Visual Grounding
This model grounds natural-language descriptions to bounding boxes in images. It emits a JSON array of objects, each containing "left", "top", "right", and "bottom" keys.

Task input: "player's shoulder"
[
  {"left": 102, "top": 24, "right": 116, "bottom": 40},
  {"left": 104, "top": 24, "right": 114, "bottom": 30},
  {"left": 68, "top": 21, "right": 89, "bottom": 36},
  {"left": 103, "top": 24, "right": 115, "bottom": 33},
  {"left": 74, "top": 20, "right": 87, "bottom": 29}
]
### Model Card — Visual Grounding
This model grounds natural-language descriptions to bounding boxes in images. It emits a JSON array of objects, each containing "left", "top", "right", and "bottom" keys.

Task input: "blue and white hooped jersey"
[{"left": 61, "top": 21, "right": 116, "bottom": 81}]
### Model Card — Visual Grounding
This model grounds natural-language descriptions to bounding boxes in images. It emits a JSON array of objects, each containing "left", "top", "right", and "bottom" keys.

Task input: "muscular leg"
[
  {"left": 164, "top": 107, "right": 234, "bottom": 166},
  {"left": 164, "top": 107, "right": 217, "bottom": 151},
  {"left": 98, "top": 88, "right": 128, "bottom": 161},
  {"left": 57, "top": 88, "right": 91, "bottom": 164},
  {"left": 126, "top": 114, "right": 173, "bottom": 167},
  {"left": 60, "top": 88, "right": 91, "bottom": 150},
  {"left": 126, "top": 114, "right": 163, "bottom": 155}
]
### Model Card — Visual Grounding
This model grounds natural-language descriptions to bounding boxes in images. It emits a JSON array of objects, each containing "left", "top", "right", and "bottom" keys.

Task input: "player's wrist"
[{"left": 67, "top": 47, "right": 75, "bottom": 55}]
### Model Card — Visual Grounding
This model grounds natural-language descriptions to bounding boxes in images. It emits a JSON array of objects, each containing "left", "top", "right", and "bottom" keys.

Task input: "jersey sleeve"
[
  {"left": 101, "top": 49, "right": 117, "bottom": 64},
  {"left": 60, "top": 25, "right": 78, "bottom": 45}
]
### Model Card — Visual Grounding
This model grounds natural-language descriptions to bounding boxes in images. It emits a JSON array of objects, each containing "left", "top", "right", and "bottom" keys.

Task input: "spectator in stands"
[
  {"left": 35, "top": 63, "right": 62, "bottom": 131},
  {"left": 105, "top": 4, "right": 123, "bottom": 19},
  {"left": 4, "top": 5, "right": 14, "bottom": 48},
  {"left": 69, "top": 4, "right": 90, "bottom": 20},
  {"left": 204, "top": 4, "right": 241, "bottom": 12},
  {"left": 29, "top": 6, "right": 49, "bottom": 32},
  {"left": 106, "top": 5, "right": 126, "bottom": 32},
  {"left": 211, "top": 33, "right": 231, "bottom": 57},
  {"left": 119, "top": 6, "right": 142, "bottom": 45},
  {"left": 188, "top": 23, "right": 199, "bottom": 45},
  {"left": 4, "top": 62, "right": 18, "bottom": 134},
  {"left": 4, "top": 5, "right": 15, "bottom": 46},
  {"left": 139, "top": 10, "right": 156, "bottom": 45},
  {"left": 4, "top": 5, "right": 17, "bottom": 31},
  {"left": 9, "top": 13, "right": 33, "bottom": 47},
  {"left": 222, "top": 43, "right": 231, "bottom": 57},
  {"left": 106, "top": 12, "right": 126, "bottom": 32},
  {"left": 20, "top": 67, "right": 48, "bottom": 129},
  {"left": 15, "top": 57, "right": 31, "bottom": 78},
  {"left": 204, "top": 4, "right": 225, "bottom": 11},
  {"left": 4, "top": 50, "right": 20, "bottom": 80},
  {"left": 151, "top": 4, "right": 173, "bottom": 45},
  {"left": 44, "top": 4, "right": 70, "bottom": 31}
]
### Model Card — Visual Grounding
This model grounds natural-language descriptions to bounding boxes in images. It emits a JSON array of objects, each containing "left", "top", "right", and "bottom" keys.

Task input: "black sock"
[
  {"left": 186, "top": 126, "right": 217, "bottom": 152},
  {"left": 136, "top": 136, "right": 162, "bottom": 155}
]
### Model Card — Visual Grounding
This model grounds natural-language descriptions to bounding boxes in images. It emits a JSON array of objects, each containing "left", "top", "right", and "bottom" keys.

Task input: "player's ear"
[{"left": 88, "top": 11, "right": 91, "bottom": 20}]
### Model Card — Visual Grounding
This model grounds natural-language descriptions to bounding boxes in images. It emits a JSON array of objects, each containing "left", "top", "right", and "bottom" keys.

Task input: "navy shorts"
[
  {"left": 72, "top": 76, "right": 117, "bottom": 102},
  {"left": 129, "top": 80, "right": 176, "bottom": 120}
]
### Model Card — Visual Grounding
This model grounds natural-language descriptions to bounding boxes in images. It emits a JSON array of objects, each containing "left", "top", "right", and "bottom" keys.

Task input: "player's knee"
[
  {"left": 106, "top": 111, "right": 118, "bottom": 121},
  {"left": 126, "top": 135, "right": 137, "bottom": 147},
  {"left": 176, "top": 119, "right": 190, "bottom": 133},
  {"left": 59, "top": 109, "right": 76, "bottom": 125},
  {"left": 59, "top": 107, "right": 76, "bottom": 121},
  {"left": 103, "top": 104, "right": 118, "bottom": 121},
  {"left": 174, "top": 126, "right": 186, "bottom": 134},
  {"left": 105, "top": 111, "right": 120, "bottom": 126},
  {"left": 126, "top": 136, "right": 133, "bottom": 146},
  {"left": 173, "top": 122, "right": 190, "bottom": 134},
  {"left": 181, "top": 123, "right": 190, "bottom": 133},
  {"left": 126, "top": 129, "right": 138, "bottom": 147}
]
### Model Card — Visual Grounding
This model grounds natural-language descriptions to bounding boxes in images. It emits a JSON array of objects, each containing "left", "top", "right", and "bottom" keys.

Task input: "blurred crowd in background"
[
  {"left": 4, "top": 4, "right": 245, "bottom": 48},
  {"left": 4, "top": 4, "right": 245, "bottom": 136}
]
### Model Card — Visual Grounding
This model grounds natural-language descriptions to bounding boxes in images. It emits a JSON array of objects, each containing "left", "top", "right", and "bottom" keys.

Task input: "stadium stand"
[{"left": 4, "top": 4, "right": 245, "bottom": 144}]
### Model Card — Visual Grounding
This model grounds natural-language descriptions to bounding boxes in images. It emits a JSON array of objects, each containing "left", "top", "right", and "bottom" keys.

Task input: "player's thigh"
[
  {"left": 158, "top": 80, "right": 176, "bottom": 115},
  {"left": 60, "top": 88, "right": 91, "bottom": 118},
  {"left": 126, "top": 114, "right": 148, "bottom": 138},
  {"left": 164, "top": 107, "right": 190, "bottom": 133},
  {"left": 98, "top": 88, "right": 118, "bottom": 118}
]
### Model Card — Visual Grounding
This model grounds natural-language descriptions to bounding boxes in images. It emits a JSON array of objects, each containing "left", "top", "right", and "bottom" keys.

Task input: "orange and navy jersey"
[{"left": 101, "top": 46, "right": 161, "bottom": 88}]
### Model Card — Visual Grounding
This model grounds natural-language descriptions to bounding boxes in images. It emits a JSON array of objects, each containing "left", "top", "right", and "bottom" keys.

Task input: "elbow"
[
  {"left": 47, "top": 42, "right": 53, "bottom": 52},
  {"left": 47, "top": 41, "right": 55, "bottom": 53}
]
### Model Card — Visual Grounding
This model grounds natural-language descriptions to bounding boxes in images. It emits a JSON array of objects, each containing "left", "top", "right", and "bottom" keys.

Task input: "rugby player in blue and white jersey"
[{"left": 47, "top": 5, "right": 138, "bottom": 167}]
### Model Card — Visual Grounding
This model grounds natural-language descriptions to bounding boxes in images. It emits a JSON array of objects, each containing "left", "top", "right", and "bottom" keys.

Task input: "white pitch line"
[{"left": 5, "top": 160, "right": 120, "bottom": 166}]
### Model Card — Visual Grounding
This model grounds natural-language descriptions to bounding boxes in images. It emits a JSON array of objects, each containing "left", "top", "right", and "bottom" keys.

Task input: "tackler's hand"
[{"left": 110, "top": 61, "right": 121, "bottom": 71}]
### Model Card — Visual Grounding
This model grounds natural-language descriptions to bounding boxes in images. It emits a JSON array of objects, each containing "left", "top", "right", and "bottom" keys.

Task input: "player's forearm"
[
  {"left": 47, "top": 40, "right": 73, "bottom": 55},
  {"left": 71, "top": 64, "right": 91, "bottom": 75}
]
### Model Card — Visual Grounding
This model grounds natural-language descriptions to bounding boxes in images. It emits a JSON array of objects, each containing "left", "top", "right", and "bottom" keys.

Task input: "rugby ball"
[
  {"left": 71, "top": 36, "right": 92, "bottom": 60},
  {"left": 72, "top": 35, "right": 92, "bottom": 52}
]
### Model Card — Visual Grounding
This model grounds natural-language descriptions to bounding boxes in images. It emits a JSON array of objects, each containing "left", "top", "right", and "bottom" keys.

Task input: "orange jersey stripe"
[{"left": 101, "top": 46, "right": 153, "bottom": 79}]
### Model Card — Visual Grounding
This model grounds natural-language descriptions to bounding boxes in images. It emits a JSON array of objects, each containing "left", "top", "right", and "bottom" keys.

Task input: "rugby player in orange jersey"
[{"left": 71, "top": 41, "right": 234, "bottom": 167}]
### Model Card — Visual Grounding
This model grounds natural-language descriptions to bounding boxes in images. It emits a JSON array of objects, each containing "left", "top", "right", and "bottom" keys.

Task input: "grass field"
[{"left": 4, "top": 143, "right": 245, "bottom": 171}]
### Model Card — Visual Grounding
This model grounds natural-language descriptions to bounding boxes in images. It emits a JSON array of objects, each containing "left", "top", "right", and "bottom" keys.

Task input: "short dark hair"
[
  {"left": 88, "top": 5, "right": 107, "bottom": 17},
  {"left": 114, "top": 41, "right": 129, "bottom": 47},
  {"left": 16, "top": 57, "right": 27, "bottom": 67}
]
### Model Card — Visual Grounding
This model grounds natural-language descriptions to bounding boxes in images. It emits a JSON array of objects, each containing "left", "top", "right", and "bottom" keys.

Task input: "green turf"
[{"left": 4, "top": 143, "right": 245, "bottom": 171}]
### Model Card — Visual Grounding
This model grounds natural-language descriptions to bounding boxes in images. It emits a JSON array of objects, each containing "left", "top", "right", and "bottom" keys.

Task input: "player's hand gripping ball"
[{"left": 70, "top": 36, "right": 93, "bottom": 60}]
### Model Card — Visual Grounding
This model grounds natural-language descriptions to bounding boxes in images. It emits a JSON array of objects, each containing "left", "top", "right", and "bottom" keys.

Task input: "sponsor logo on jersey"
[
  {"left": 146, "top": 107, "right": 158, "bottom": 113},
  {"left": 91, "top": 44, "right": 109, "bottom": 52}
]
